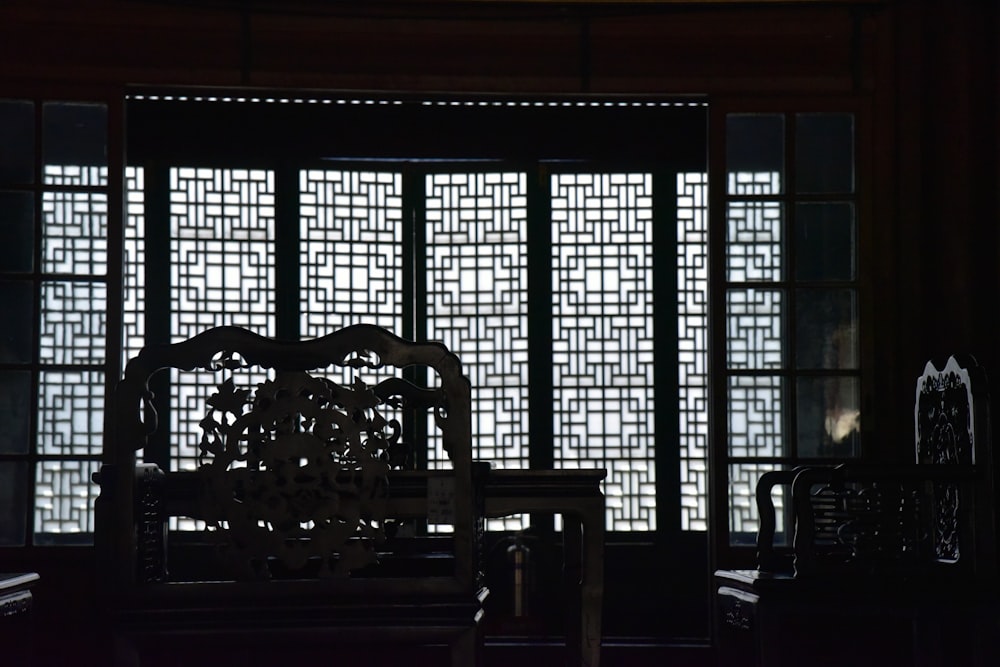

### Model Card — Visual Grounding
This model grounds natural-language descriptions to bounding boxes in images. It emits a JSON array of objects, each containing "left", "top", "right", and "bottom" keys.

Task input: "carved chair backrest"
[
  {"left": 789, "top": 355, "right": 993, "bottom": 580},
  {"left": 791, "top": 464, "right": 954, "bottom": 577},
  {"left": 914, "top": 355, "right": 994, "bottom": 576},
  {"left": 99, "top": 325, "right": 478, "bottom": 592}
]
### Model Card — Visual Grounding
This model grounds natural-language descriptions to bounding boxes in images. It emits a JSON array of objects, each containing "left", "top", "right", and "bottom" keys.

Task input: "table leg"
[
  {"left": 563, "top": 514, "right": 583, "bottom": 666},
  {"left": 580, "top": 502, "right": 604, "bottom": 667}
]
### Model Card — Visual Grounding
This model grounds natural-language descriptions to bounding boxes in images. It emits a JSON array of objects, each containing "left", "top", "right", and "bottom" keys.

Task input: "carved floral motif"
[
  {"left": 196, "top": 366, "right": 412, "bottom": 579},
  {"left": 916, "top": 361, "right": 975, "bottom": 563}
]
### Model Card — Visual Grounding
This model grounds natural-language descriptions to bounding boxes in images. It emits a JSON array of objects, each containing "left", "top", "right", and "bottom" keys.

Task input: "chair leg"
[
  {"left": 451, "top": 626, "right": 482, "bottom": 667},
  {"left": 112, "top": 634, "right": 141, "bottom": 667}
]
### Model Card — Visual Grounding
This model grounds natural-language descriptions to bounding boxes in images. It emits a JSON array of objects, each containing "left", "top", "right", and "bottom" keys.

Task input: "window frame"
[
  {"left": 119, "top": 92, "right": 715, "bottom": 639},
  {"left": 708, "top": 96, "right": 875, "bottom": 570},
  {"left": 1, "top": 89, "right": 876, "bottom": 641},
  {"left": 0, "top": 88, "right": 125, "bottom": 552},
  {"left": 127, "top": 155, "right": 702, "bottom": 536}
]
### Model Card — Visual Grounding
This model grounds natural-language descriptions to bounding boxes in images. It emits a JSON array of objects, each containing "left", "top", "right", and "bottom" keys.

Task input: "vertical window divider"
[
  {"left": 404, "top": 164, "right": 421, "bottom": 344},
  {"left": 26, "top": 98, "right": 43, "bottom": 547},
  {"left": 527, "top": 163, "right": 554, "bottom": 533},
  {"left": 784, "top": 112, "right": 799, "bottom": 460},
  {"left": 527, "top": 164, "right": 554, "bottom": 472},
  {"left": 708, "top": 104, "right": 730, "bottom": 569},
  {"left": 403, "top": 165, "right": 427, "bottom": 474},
  {"left": 102, "top": 92, "right": 126, "bottom": 545},
  {"left": 274, "top": 161, "right": 300, "bottom": 341},
  {"left": 105, "top": 95, "right": 126, "bottom": 430},
  {"left": 653, "top": 168, "right": 681, "bottom": 539},
  {"left": 143, "top": 161, "right": 172, "bottom": 470}
]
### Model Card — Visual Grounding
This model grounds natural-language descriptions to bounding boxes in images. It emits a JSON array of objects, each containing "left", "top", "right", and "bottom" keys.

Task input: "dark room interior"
[{"left": 1, "top": 1, "right": 998, "bottom": 666}]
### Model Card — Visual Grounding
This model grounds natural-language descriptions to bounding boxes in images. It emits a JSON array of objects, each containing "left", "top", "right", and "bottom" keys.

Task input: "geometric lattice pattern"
[
  {"left": 723, "top": 125, "right": 858, "bottom": 546},
  {"left": 117, "top": 161, "right": 727, "bottom": 535},
  {"left": 169, "top": 167, "right": 276, "bottom": 471},
  {"left": 38, "top": 280, "right": 108, "bottom": 365},
  {"left": 727, "top": 171, "right": 780, "bottom": 197},
  {"left": 34, "top": 165, "right": 108, "bottom": 545},
  {"left": 299, "top": 169, "right": 403, "bottom": 337},
  {"left": 34, "top": 459, "right": 101, "bottom": 539},
  {"left": 727, "top": 375, "right": 784, "bottom": 459},
  {"left": 123, "top": 166, "right": 146, "bottom": 365},
  {"left": 36, "top": 369, "right": 105, "bottom": 456},
  {"left": 169, "top": 167, "right": 276, "bottom": 341},
  {"left": 726, "top": 289, "right": 783, "bottom": 370},
  {"left": 551, "top": 173, "right": 656, "bottom": 531},
  {"left": 41, "top": 189, "right": 108, "bottom": 275},
  {"left": 723, "top": 169, "right": 786, "bottom": 540},
  {"left": 677, "top": 173, "right": 709, "bottom": 531},
  {"left": 425, "top": 173, "right": 530, "bottom": 464},
  {"left": 42, "top": 164, "right": 107, "bottom": 188},
  {"left": 425, "top": 172, "right": 530, "bottom": 530},
  {"left": 728, "top": 462, "right": 782, "bottom": 539},
  {"left": 726, "top": 201, "right": 782, "bottom": 283}
]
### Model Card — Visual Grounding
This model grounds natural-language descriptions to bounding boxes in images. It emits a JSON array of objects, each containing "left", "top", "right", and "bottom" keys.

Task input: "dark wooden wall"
[
  {"left": 0, "top": 1, "right": 998, "bottom": 663},
  {"left": 1, "top": 1, "right": 869, "bottom": 93}
]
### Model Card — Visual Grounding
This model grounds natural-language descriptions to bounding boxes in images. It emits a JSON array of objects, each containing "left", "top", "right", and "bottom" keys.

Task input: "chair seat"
[{"left": 112, "top": 588, "right": 488, "bottom": 628}]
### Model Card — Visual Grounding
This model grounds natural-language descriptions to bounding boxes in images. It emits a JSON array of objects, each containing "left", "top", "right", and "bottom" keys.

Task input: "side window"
[
  {"left": 0, "top": 99, "right": 110, "bottom": 546},
  {"left": 719, "top": 111, "right": 859, "bottom": 553}
]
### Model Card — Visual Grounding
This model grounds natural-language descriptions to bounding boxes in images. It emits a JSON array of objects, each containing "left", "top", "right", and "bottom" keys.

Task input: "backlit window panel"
[
  {"left": 39, "top": 281, "right": 107, "bottom": 365},
  {"left": 123, "top": 166, "right": 146, "bottom": 366},
  {"left": 551, "top": 173, "right": 656, "bottom": 531},
  {"left": 726, "top": 201, "right": 782, "bottom": 283},
  {"left": 299, "top": 169, "right": 403, "bottom": 337},
  {"left": 677, "top": 172, "right": 709, "bottom": 532},
  {"left": 36, "top": 370, "right": 104, "bottom": 456},
  {"left": 34, "top": 459, "right": 101, "bottom": 543},
  {"left": 169, "top": 167, "right": 276, "bottom": 471},
  {"left": 425, "top": 172, "right": 530, "bottom": 531},
  {"left": 725, "top": 289, "right": 784, "bottom": 370},
  {"left": 41, "top": 187, "right": 108, "bottom": 276}
]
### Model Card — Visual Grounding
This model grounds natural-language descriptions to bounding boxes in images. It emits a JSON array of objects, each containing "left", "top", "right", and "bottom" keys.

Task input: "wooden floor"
[{"left": 13, "top": 628, "right": 714, "bottom": 667}]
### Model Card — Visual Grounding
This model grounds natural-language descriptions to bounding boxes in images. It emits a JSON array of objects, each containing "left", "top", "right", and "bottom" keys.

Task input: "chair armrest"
[{"left": 755, "top": 468, "right": 804, "bottom": 574}]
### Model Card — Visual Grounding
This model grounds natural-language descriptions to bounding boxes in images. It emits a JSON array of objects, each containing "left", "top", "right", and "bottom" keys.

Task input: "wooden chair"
[
  {"left": 716, "top": 355, "right": 999, "bottom": 667},
  {"left": 93, "top": 325, "right": 489, "bottom": 666},
  {"left": 791, "top": 355, "right": 995, "bottom": 581}
]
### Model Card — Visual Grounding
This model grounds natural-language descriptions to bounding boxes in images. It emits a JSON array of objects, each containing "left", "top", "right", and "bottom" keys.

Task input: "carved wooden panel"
[
  {"left": 915, "top": 356, "right": 977, "bottom": 563},
  {"left": 192, "top": 357, "right": 427, "bottom": 579}
]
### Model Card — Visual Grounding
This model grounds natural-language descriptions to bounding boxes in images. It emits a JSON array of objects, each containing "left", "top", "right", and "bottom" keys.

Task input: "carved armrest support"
[{"left": 134, "top": 463, "right": 168, "bottom": 584}]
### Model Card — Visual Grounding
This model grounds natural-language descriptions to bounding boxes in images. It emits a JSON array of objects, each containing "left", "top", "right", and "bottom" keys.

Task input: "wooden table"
[
  {"left": 485, "top": 469, "right": 606, "bottom": 667},
  {"left": 143, "top": 466, "right": 607, "bottom": 664},
  {"left": 0, "top": 572, "right": 37, "bottom": 620},
  {"left": 1, "top": 572, "right": 39, "bottom": 664}
]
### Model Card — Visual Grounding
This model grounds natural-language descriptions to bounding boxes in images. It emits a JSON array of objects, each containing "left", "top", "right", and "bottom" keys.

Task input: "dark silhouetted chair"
[
  {"left": 716, "top": 355, "right": 998, "bottom": 667},
  {"left": 791, "top": 355, "right": 995, "bottom": 581},
  {"left": 93, "top": 325, "right": 489, "bottom": 666}
]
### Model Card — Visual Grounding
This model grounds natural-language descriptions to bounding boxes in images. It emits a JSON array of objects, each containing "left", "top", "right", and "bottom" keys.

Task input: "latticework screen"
[
  {"left": 34, "top": 157, "right": 109, "bottom": 542},
  {"left": 723, "top": 112, "right": 859, "bottom": 544},
  {"left": 677, "top": 172, "right": 709, "bottom": 531},
  {"left": 299, "top": 169, "right": 403, "bottom": 337},
  {"left": 551, "top": 173, "right": 657, "bottom": 532},
  {"left": 169, "top": 167, "right": 276, "bottom": 471},
  {"left": 118, "top": 162, "right": 717, "bottom": 534},
  {"left": 123, "top": 166, "right": 146, "bottom": 366},
  {"left": 424, "top": 171, "right": 530, "bottom": 530},
  {"left": 724, "top": 151, "right": 786, "bottom": 538}
]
